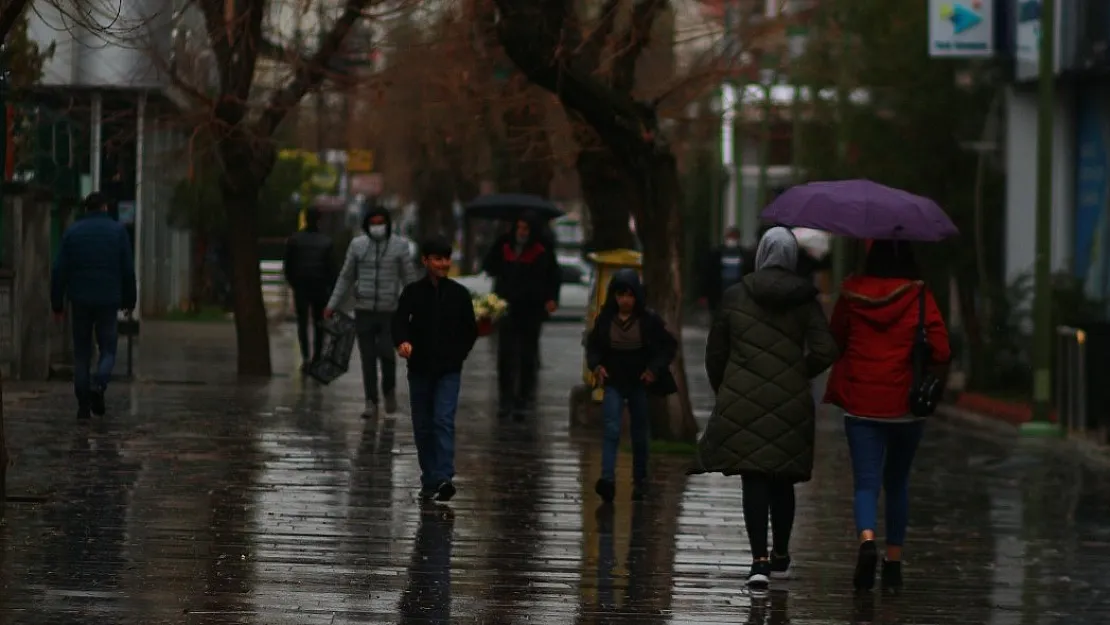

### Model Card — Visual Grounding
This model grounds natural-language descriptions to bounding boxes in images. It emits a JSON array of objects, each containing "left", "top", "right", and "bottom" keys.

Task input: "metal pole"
[
  {"left": 90, "top": 93, "right": 102, "bottom": 192},
  {"left": 831, "top": 7, "right": 850, "bottom": 291},
  {"left": 757, "top": 81, "right": 772, "bottom": 211},
  {"left": 1024, "top": 0, "right": 1060, "bottom": 436}
]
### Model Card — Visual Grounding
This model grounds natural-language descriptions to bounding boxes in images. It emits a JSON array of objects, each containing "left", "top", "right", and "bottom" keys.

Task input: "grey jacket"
[{"left": 328, "top": 234, "right": 419, "bottom": 312}]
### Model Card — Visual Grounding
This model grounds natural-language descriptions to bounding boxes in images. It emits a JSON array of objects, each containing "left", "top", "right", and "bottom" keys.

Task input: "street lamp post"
[{"left": 1024, "top": 0, "right": 1061, "bottom": 436}]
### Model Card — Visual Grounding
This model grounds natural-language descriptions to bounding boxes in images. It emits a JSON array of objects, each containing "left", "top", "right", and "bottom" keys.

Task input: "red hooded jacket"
[{"left": 823, "top": 276, "right": 951, "bottom": 418}]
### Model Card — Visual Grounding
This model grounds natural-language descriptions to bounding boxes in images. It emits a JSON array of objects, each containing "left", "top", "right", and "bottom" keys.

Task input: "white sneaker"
[{"left": 362, "top": 401, "right": 378, "bottom": 418}]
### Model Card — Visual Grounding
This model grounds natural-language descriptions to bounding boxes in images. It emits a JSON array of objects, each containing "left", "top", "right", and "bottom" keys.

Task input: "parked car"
[{"left": 454, "top": 257, "right": 591, "bottom": 321}]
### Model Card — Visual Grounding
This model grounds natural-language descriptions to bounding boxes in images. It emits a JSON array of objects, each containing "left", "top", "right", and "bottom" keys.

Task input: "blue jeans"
[
  {"left": 408, "top": 372, "right": 461, "bottom": 487},
  {"left": 844, "top": 417, "right": 925, "bottom": 546},
  {"left": 71, "top": 305, "right": 119, "bottom": 405},
  {"left": 600, "top": 385, "right": 650, "bottom": 482}
]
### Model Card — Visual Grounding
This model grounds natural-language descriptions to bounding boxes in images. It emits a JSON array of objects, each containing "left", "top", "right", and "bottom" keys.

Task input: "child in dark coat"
[{"left": 586, "top": 269, "right": 677, "bottom": 502}]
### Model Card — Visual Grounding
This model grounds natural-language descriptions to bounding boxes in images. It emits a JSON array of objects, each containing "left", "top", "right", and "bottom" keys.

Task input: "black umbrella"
[{"left": 464, "top": 194, "right": 564, "bottom": 222}]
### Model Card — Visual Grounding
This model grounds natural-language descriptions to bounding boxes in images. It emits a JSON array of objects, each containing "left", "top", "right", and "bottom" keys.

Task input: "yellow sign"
[{"left": 347, "top": 149, "right": 374, "bottom": 172}]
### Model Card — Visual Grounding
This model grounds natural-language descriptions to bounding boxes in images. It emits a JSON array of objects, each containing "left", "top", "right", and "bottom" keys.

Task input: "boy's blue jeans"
[
  {"left": 844, "top": 416, "right": 925, "bottom": 546},
  {"left": 408, "top": 372, "right": 461, "bottom": 488},
  {"left": 600, "top": 385, "right": 650, "bottom": 482},
  {"left": 71, "top": 305, "right": 119, "bottom": 405}
]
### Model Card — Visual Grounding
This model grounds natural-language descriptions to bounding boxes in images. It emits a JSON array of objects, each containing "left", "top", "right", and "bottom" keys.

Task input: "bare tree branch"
[
  {"left": 611, "top": 0, "right": 667, "bottom": 93},
  {"left": 0, "top": 0, "right": 31, "bottom": 44},
  {"left": 257, "top": 0, "right": 375, "bottom": 137}
]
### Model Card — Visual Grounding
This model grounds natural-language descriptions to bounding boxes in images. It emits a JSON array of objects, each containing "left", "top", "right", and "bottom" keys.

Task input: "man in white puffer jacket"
[{"left": 325, "top": 206, "right": 420, "bottom": 418}]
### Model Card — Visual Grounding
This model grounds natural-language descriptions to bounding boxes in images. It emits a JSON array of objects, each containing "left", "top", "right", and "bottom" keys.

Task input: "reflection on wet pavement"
[{"left": 2, "top": 322, "right": 1110, "bottom": 623}]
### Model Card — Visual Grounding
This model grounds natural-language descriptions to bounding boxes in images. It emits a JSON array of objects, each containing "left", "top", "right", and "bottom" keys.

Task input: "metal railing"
[{"left": 1055, "top": 326, "right": 1087, "bottom": 433}]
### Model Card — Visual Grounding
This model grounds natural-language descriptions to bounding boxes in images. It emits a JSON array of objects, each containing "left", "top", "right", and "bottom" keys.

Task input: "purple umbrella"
[{"left": 760, "top": 180, "right": 959, "bottom": 242}]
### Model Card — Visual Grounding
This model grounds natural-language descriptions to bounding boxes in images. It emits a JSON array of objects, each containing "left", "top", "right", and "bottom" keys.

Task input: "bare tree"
[
  {"left": 492, "top": 0, "right": 699, "bottom": 440},
  {"left": 168, "top": 0, "right": 387, "bottom": 375}
]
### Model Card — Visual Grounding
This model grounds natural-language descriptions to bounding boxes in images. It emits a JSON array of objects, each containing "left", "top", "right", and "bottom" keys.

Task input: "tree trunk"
[
  {"left": 415, "top": 167, "right": 456, "bottom": 240},
  {"left": 631, "top": 151, "right": 698, "bottom": 442},
  {"left": 0, "top": 370, "right": 6, "bottom": 519},
  {"left": 222, "top": 183, "right": 273, "bottom": 377},
  {"left": 577, "top": 148, "right": 636, "bottom": 251}
]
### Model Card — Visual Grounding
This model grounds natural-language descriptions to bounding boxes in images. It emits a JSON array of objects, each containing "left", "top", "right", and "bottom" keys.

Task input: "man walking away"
[
  {"left": 326, "top": 206, "right": 419, "bottom": 418},
  {"left": 700, "top": 227, "right": 753, "bottom": 312},
  {"left": 483, "top": 210, "right": 561, "bottom": 419},
  {"left": 283, "top": 207, "right": 335, "bottom": 369},
  {"left": 50, "top": 192, "right": 137, "bottom": 421},
  {"left": 393, "top": 237, "right": 478, "bottom": 502}
]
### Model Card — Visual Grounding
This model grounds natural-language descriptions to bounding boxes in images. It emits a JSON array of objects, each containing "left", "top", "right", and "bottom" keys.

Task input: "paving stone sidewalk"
[{"left": 0, "top": 321, "right": 1107, "bottom": 624}]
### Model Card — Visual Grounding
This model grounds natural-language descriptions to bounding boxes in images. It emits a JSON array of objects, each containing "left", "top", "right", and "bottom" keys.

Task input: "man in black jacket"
[
  {"left": 700, "top": 227, "right": 753, "bottom": 312},
  {"left": 393, "top": 237, "right": 479, "bottom": 502},
  {"left": 284, "top": 208, "right": 336, "bottom": 368},
  {"left": 482, "top": 210, "right": 561, "bottom": 419}
]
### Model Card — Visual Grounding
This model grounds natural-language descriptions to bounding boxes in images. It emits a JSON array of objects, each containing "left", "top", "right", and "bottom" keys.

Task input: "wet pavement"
[{"left": 2, "top": 321, "right": 1110, "bottom": 624}]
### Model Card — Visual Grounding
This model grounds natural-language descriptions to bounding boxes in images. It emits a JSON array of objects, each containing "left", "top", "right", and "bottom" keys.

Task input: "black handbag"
[{"left": 909, "top": 287, "right": 942, "bottom": 417}]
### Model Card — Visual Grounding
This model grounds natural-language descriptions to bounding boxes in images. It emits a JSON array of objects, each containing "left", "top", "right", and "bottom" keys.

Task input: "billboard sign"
[{"left": 929, "top": 0, "right": 995, "bottom": 57}]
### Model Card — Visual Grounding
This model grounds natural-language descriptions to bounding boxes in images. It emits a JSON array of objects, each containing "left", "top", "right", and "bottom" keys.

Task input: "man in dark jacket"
[
  {"left": 586, "top": 269, "right": 677, "bottom": 503},
  {"left": 482, "top": 210, "right": 561, "bottom": 418},
  {"left": 51, "top": 192, "right": 137, "bottom": 420},
  {"left": 283, "top": 208, "right": 335, "bottom": 368},
  {"left": 393, "top": 237, "right": 478, "bottom": 502},
  {"left": 701, "top": 227, "right": 754, "bottom": 311}
]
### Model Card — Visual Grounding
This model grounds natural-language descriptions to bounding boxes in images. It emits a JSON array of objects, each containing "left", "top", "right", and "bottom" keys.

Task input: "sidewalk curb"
[{"left": 936, "top": 404, "right": 1110, "bottom": 468}]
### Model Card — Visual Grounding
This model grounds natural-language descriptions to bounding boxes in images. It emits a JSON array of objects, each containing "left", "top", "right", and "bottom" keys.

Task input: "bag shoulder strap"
[{"left": 917, "top": 283, "right": 927, "bottom": 334}]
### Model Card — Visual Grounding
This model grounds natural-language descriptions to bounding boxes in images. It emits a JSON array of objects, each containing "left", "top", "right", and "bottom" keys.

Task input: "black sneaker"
[
  {"left": 853, "top": 540, "right": 879, "bottom": 591},
  {"left": 881, "top": 560, "right": 903, "bottom": 595},
  {"left": 76, "top": 406, "right": 91, "bottom": 421},
  {"left": 632, "top": 480, "right": 649, "bottom": 501},
  {"left": 419, "top": 484, "right": 437, "bottom": 499},
  {"left": 435, "top": 480, "right": 456, "bottom": 502},
  {"left": 88, "top": 387, "right": 106, "bottom": 416},
  {"left": 747, "top": 560, "right": 771, "bottom": 589},
  {"left": 594, "top": 478, "right": 615, "bottom": 503},
  {"left": 770, "top": 553, "right": 793, "bottom": 580}
]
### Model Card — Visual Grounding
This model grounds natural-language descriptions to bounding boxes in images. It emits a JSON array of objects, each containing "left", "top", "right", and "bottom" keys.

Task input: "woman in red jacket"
[{"left": 824, "top": 240, "right": 950, "bottom": 594}]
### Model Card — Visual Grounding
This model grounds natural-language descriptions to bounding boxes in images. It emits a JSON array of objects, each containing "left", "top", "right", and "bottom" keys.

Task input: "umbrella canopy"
[
  {"left": 464, "top": 194, "right": 564, "bottom": 222},
  {"left": 761, "top": 180, "right": 959, "bottom": 242}
]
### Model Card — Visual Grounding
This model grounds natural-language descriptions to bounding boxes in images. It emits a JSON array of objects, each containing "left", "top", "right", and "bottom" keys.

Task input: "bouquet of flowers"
[{"left": 472, "top": 293, "right": 508, "bottom": 336}]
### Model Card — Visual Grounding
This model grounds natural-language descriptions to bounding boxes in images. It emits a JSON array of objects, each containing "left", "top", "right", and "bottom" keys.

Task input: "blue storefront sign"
[{"left": 1075, "top": 91, "right": 1110, "bottom": 304}]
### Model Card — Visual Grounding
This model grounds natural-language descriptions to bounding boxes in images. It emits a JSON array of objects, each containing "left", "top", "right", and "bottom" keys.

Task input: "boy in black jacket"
[
  {"left": 392, "top": 237, "right": 479, "bottom": 502},
  {"left": 586, "top": 269, "right": 677, "bottom": 503}
]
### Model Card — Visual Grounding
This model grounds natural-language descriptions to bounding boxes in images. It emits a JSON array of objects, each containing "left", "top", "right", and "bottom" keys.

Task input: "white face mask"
[
  {"left": 368, "top": 224, "right": 387, "bottom": 239},
  {"left": 724, "top": 239, "right": 740, "bottom": 249}
]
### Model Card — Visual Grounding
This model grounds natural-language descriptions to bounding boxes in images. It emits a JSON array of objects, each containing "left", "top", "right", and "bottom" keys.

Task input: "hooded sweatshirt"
[
  {"left": 586, "top": 269, "right": 678, "bottom": 394},
  {"left": 824, "top": 274, "right": 951, "bottom": 418},
  {"left": 328, "top": 207, "right": 420, "bottom": 312}
]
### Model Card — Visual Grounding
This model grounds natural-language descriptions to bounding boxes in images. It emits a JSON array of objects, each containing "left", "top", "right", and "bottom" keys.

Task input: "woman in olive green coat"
[{"left": 696, "top": 226, "right": 838, "bottom": 588}]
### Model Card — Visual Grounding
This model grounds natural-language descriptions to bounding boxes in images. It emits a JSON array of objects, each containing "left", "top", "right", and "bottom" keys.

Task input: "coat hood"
[
  {"left": 362, "top": 206, "right": 392, "bottom": 237},
  {"left": 755, "top": 226, "right": 798, "bottom": 272},
  {"left": 839, "top": 275, "right": 923, "bottom": 327},
  {"left": 603, "top": 268, "right": 646, "bottom": 315},
  {"left": 743, "top": 267, "right": 817, "bottom": 308}
]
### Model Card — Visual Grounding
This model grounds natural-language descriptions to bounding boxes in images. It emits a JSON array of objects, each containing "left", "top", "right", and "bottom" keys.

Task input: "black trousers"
[
  {"left": 355, "top": 311, "right": 397, "bottom": 403},
  {"left": 741, "top": 474, "right": 797, "bottom": 559},
  {"left": 497, "top": 313, "right": 543, "bottom": 406},
  {"left": 292, "top": 284, "right": 329, "bottom": 363}
]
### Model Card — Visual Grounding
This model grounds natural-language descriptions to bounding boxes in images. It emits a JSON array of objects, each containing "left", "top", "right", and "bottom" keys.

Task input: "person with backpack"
[
  {"left": 325, "top": 206, "right": 420, "bottom": 418},
  {"left": 585, "top": 269, "right": 677, "bottom": 503},
  {"left": 824, "top": 240, "right": 951, "bottom": 594}
]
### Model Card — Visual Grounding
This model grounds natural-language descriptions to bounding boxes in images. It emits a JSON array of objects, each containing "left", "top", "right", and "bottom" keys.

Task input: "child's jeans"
[{"left": 600, "top": 385, "right": 650, "bottom": 482}]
